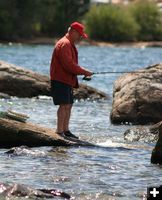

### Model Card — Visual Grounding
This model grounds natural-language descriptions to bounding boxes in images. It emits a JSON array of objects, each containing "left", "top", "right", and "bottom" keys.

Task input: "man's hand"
[
  {"left": 82, "top": 71, "right": 93, "bottom": 81},
  {"left": 85, "top": 71, "right": 93, "bottom": 77}
]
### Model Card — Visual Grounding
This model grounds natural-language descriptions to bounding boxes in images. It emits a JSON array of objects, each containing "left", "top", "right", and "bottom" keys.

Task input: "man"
[{"left": 50, "top": 21, "right": 93, "bottom": 139}]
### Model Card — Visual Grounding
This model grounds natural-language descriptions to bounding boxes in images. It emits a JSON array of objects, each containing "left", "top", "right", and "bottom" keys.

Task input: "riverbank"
[{"left": 1, "top": 37, "right": 162, "bottom": 48}]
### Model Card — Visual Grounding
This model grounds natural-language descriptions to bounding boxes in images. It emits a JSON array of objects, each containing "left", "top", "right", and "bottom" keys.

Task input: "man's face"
[{"left": 71, "top": 29, "right": 82, "bottom": 43}]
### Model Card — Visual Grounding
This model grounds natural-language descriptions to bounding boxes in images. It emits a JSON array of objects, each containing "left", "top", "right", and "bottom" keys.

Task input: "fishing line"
[
  {"left": 82, "top": 70, "right": 150, "bottom": 81},
  {"left": 82, "top": 63, "right": 160, "bottom": 80}
]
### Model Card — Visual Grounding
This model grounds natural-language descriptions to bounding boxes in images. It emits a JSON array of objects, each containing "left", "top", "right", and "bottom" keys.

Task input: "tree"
[
  {"left": 41, "top": 0, "right": 90, "bottom": 36},
  {"left": 0, "top": 0, "right": 90, "bottom": 40},
  {"left": 0, "top": 0, "right": 41, "bottom": 40}
]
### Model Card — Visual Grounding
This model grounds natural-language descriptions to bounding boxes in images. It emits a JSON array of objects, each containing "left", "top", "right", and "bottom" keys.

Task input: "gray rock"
[
  {"left": 0, "top": 117, "right": 95, "bottom": 148},
  {"left": 5, "top": 146, "right": 46, "bottom": 157},
  {"left": 0, "top": 60, "right": 50, "bottom": 97},
  {"left": 0, "top": 92, "right": 10, "bottom": 99},
  {"left": 111, "top": 62, "right": 162, "bottom": 124},
  {"left": 0, "top": 183, "right": 70, "bottom": 199},
  {"left": 0, "top": 60, "right": 108, "bottom": 100}
]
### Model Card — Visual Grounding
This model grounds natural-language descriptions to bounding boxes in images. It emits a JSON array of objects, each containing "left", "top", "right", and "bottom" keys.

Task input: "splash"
[{"left": 97, "top": 139, "right": 151, "bottom": 150}]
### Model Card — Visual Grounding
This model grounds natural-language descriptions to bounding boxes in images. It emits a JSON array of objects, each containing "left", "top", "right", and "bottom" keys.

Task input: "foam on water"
[{"left": 97, "top": 139, "right": 126, "bottom": 148}]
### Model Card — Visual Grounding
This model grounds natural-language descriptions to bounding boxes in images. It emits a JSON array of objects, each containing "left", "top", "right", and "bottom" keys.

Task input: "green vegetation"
[
  {"left": 0, "top": 0, "right": 41, "bottom": 40},
  {"left": 130, "top": 0, "right": 162, "bottom": 41},
  {"left": 85, "top": 5, "right": 139, "bottom": 41},
  {"left": 0, "top": 0, "right": 162, "bottom": 42},
  {"left": 41, "top": 0, "right": 90, "bottom": 37},
  {"left": 85, "top": 0, "right": 162, "bottom": 41},
  {"left": 0, "top": 0, "right": 90, "bottom": 40}
]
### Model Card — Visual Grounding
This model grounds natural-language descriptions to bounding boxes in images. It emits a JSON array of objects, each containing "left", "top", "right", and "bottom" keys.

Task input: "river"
[{"left": 0, "top": 43, "right": 162, "bottom": 199}]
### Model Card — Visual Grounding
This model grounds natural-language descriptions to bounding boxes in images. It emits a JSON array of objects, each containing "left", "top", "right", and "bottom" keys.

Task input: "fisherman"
[{"left": 50, "top": 21, "right": 93, "bottom": 139}]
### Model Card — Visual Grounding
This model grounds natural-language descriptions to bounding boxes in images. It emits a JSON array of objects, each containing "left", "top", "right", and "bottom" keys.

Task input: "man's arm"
[{"left": 59, "top": 43, "right": 92, "bottom": 76}]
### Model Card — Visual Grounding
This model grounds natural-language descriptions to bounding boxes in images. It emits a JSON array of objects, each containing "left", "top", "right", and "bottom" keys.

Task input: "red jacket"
[{"left": 50, "top": 34, "right": 88, "bottom": 88}]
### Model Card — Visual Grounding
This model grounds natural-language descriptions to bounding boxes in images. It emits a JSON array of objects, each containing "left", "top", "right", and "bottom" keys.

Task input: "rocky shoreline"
[{"left": 1, "top": 37, "right": 162, "bottom": 48}]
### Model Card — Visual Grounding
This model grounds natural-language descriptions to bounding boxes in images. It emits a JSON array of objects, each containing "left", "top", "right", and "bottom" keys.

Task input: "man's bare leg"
[
  {"left": 57, "top": 105, "right": 67, "bottom": 133},
  {"left": 63, "top": 104, "right": 73, "bottom": 132}
]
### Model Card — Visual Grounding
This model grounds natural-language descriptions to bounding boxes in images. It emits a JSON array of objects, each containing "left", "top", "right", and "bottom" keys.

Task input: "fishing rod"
[
  {"left": 82, "top": 62, "right": 160, "bottom": 80},
  {"left": 82, "top": 70, "right": 148, "bottom": 81},
  {"left": 93, "top": 71, "right": 143, "bottom": 74}
]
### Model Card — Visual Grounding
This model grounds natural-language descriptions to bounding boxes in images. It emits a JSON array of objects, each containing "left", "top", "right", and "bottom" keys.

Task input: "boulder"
[
  {"left": 0, "top": 116, "right": 94, "bottom": 148},
  {"left": 0, "top": 60, "right": 107, "bottom": 100},
  {"left": 111, "top": 62, "right": 162, "bottom": 124}
]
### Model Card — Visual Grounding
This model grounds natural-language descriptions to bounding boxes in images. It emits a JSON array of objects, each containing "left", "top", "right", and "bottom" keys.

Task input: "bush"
[
  {"left": 85, "top": 5, "right": 139, "bottom": 42},
  {"left": 31, "top": 0, "right": 90, "bottom": 37},
  {"left": 130, "top": 0, "right": 162, "bottom": 41}
]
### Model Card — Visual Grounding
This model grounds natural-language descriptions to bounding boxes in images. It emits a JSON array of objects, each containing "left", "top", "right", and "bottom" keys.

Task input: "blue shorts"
[{"left": 51, "top": 80, "right": 74, "bottom": 105}]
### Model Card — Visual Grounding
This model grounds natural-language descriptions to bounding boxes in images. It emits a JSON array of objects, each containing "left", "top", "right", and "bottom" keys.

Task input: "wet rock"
[
  {"left": 123, "top": 121, "right": 162, "bottom": 164},
  {"left": 0, "top": 183, "right": 70, "bottom": 199},
  {"left": 0, "top": 110, "right": 29, "bottom": 122},
  {"left": 0, "top": 60, "right": 50, "bottom": 97},
  {"left": 0, "top": 117, "right": 95, "bottom": 148},
  {"left": 74, "top": 84, "right": 107, "bottom": 101},
  {"left": 124, "top": 126, "right": 158, "bottom": 143},
  {"left": 0, "top": 60, "right": 108, "bottom": 100},
  {"left": 5, "top": 146, "right": 46, "bottom": 157},
  {"left": 5, "top": 146, "right": 29, "bottom": 155},
  {"left": 0, "top": 92, "right": 10, "bottom": 99},
  {"left": 111, "top": 62, "right": 162, "bottom": 124},
  {"left": 150, "top": 121, "right": 162, "bottom": 164}
]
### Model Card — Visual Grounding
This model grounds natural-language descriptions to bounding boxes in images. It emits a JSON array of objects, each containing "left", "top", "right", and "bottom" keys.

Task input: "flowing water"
[{"left": 0, "top": 43, "right": 162, "bottom": 199}]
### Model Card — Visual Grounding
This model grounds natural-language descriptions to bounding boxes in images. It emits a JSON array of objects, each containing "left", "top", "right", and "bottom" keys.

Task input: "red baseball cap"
[{"left": 70, "top": 21, "right": 88, "bottom": 39}]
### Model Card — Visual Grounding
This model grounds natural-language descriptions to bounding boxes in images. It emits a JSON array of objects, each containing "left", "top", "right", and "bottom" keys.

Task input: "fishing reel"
[{"left": 82, "top": 76, "right": 92, "bottom": 81}]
